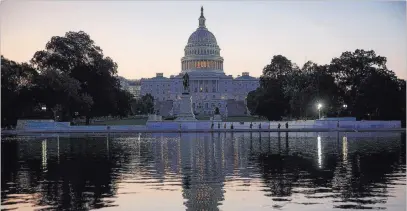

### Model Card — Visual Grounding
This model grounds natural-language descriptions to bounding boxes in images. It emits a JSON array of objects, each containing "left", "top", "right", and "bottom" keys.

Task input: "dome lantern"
[{"left": 199, "top": 6, "right": 206, "bottom": 28}]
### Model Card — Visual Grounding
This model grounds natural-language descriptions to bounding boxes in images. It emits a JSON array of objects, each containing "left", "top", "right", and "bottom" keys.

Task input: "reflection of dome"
[
  {"left": 181, "top": 6, "right": 224, "bottom": 73},
  {"left": 188, "top": 29, "right": 217, "bottom": 45}
]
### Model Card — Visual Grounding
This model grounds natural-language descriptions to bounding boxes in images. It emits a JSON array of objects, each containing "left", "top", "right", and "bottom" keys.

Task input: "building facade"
[
  {"left": 119, "top": 77, "right": 142, "bottom": 99},
  {"left": 140, "top": 7, "right": 259, "bottom": 117}
]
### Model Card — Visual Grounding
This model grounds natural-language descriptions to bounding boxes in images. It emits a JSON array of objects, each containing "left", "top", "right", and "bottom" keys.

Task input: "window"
[
  {"left": 212, "top": 87, "right": 216, "bottom": 92},
  {"left": 213, "top": 95, "right": 215, "bottom": 99},
  {"left": 205, "top": 103, "right": 208, "bottom": 109},
  {"left": 194, "top": 88, "right": 197, "bottom": 92},
  {"left": 205, "top": 88, "right": 208, "bottom": 92}
]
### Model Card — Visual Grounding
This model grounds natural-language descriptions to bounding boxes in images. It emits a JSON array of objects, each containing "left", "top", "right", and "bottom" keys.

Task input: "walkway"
[{"left": 2, "top": 127, "right": 405, "bottom": 135}]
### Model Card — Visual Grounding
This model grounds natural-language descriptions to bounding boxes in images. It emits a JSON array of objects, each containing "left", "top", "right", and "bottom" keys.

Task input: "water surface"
[{"left": 1, "top": 132, "right": 406, "bottom": 210}]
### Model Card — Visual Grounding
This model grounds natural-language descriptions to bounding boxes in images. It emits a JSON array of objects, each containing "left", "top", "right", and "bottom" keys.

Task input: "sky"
[{"left": 1, "top": 1, "right": 406, "bottom": 80}]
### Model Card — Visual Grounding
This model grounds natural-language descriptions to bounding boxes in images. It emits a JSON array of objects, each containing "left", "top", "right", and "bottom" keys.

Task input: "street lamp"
[
  {"left": 41, "top": 106, "right": 47, "bottom": 111},
  {"left": 317, "top": 103, "right": 323, "bottom": 119},
  {"left": 343, "top": 104, "right": 348, "bottom": 108}
]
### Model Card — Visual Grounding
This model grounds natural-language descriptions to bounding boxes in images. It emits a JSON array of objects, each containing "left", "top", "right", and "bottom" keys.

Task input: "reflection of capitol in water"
[
  {"left": 145, "top": 132, "right": 314, "bottom": 210},
  {"left": 1, "top": 132, "right": 405, "bottom": 211},
  {"left": 148, "top": 133, "right": 249, "bottom": 210}
]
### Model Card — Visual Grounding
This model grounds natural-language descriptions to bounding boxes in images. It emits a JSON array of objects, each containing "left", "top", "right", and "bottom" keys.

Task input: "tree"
[
  {"left": 261, "top": 55, "right": 294, "bottom": 80},
  {"left": 247, "top": 50, "right": 404, "bottom": 122},
  {"left": 354, "top": 69, "right": 404, "bottom": 121},
  {"left": 1, "top": 56, "right": 39, "bottom": 127},
  {"left": 114, "top": 89, "right": 134, "bottom": 118},
  {"left": 328, "top": 49, "right": 389, "bottom": 115},
  {"left": 30, "top": 31, "right": 132, "bottom": 124},
  {"left": 247, "top": 55, "right": 293, "bottom": 120},
  {"left": 33, "top": 69, "right": 89, "bottom": 121},
  {"left": 329, "top": 49, "right": 403, "bottom": 121},
  {"left": 130, "top": 94, "right": 154, "bottom": 115},
  {"left": 247, "top": 79, "right": 288, "bottom": 121}
]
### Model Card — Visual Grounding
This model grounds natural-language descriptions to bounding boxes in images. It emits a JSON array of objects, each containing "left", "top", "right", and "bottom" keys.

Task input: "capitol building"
[{"left": 140, "top": 7, "right": 259, "bottom": 117}]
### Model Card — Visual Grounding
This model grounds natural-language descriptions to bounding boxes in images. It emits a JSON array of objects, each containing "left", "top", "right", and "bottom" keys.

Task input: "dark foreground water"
[{"left": 1, "top": 132, "right": 406, "bottom": 211}]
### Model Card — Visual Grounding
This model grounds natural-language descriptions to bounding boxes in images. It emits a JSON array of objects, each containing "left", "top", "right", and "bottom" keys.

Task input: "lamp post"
[
  {"left": 41, "top": 106, "right": 47, "bottom": 119},
  {"left": 317, "top": 103, "right": 323, "bottom": 119},
  {"left": 342, "top": 104, "right": 348, "bottom": 116}
]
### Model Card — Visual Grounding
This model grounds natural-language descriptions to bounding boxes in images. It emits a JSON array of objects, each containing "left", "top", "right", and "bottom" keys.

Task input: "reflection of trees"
[
  {"left": 2, "top": 132, "right": 405, "bottom": 210},
  {"left": 249, "top": 134, "right": 405, "bottom": 209},
  {"left": 1, "top": 135, "right": 132, "bottom": 210},
  {"left": 1, "top": 139, "right": 20, "bottom": 201},
  {"left": 330, "top": 137, "right": 406, "bottom": 209}
]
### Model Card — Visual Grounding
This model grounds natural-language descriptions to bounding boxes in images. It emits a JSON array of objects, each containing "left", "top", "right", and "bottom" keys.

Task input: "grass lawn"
[{"left": 91, "top": 117, "right": 148, "bottom": 125}]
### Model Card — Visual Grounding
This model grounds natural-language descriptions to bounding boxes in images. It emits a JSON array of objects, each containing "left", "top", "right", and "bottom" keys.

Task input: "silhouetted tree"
[
  {"left": 1, "top": 56, "right": 40, "bottom": 127},
  {"left": 30, "top": 31, "right": 132, "bottom": 124},
  {"left": 131, "top": 94, "right": 154, "bottom": 114},
  {"left": 247, "top": 50, "right": 405, "bottom": 123}
]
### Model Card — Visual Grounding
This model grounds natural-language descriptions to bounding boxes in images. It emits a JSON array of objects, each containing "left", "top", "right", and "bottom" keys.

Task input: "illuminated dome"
[{"left": 181, "top": 7, "right": 224, "bottom": 73}]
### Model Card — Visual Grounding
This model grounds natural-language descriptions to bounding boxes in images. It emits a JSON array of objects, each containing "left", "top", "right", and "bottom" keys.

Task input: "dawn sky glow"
[{"left": 1, "top": 1, "right": 406, "bottom": 79}]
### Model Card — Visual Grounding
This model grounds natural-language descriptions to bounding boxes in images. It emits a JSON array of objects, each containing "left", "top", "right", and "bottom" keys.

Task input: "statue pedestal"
[
  {"left": 175, "top": 93, "right": 197, "bottom": 121},
  {"left": 212, "top": 114, "right": 222, "bottom": 121}
]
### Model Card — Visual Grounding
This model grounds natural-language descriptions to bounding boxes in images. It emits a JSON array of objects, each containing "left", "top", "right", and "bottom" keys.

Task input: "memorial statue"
[{"left": 182, "top": 73, "right": 190, "bottom": 93}]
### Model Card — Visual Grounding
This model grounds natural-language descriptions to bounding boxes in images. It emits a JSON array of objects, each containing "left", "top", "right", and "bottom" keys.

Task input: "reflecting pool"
[{"left": 1, "top": 132, "right": 405, "bottom": 210}]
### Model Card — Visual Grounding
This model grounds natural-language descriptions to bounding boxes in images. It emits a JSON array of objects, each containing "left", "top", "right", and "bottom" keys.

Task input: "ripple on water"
[{"left": 1, "top": 133, "right": 405, "bottom": 210}]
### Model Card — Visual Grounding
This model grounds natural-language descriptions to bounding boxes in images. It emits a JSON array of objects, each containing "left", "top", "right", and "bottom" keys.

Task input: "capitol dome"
[
  {"left": 187, "top": 29, "right": 217, "bottom": 45},
  {"left": 181, "top": 7, "right": 224, "bottom": 73}
]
